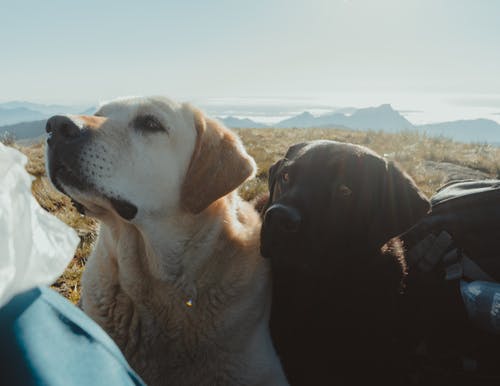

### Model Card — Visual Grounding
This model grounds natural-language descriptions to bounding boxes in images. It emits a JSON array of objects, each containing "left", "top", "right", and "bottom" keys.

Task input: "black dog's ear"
[
  {"left": 269, "top": 142, "right": 310, "bottom": 201},
  {"left": 369, "top": 161, "right": 430, "bottom": 247},
  {"left": 262, "top": 142, "right": 311, "bottom": 216},
  {"left": 262, "top": 159, "right": 285, "bottom": 215},
  {"left": 284, "top": 142, "right": 310, "bottom": 160}
]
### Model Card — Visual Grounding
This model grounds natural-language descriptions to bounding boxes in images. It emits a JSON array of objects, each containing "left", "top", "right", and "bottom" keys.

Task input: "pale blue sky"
[{"left": 1, "top": 0, "right": 499, "bottom": 104}]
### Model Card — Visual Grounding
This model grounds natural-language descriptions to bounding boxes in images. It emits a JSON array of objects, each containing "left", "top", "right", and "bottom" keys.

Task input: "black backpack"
[
  {"left": 403, "top": 179, "right": 500, "bottom": 282},
  {"left": 400, "top": 179, "right": 500, "bottom": 384}
]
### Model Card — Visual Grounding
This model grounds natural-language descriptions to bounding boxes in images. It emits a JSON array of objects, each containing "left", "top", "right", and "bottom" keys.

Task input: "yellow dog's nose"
[
  {"left": 46, "top": 115, "right": 81, "bottom": 140},
  {"left": 46, "top": 115, "right": 108, "bottom": 145}
]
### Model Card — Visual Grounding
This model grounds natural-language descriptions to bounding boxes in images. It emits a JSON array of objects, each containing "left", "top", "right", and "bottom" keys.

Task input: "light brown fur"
[
  {"left": 78, "top": 115, "right": 107, "bottom": 129},
  {"left": 82, "top": 195, "right": 280, "bottom": 385},
  {"left": 182, "top": 109, "right": 256, "bottom": 214}
]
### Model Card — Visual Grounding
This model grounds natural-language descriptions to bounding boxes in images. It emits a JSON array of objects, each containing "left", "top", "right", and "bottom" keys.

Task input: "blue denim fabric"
[{"left": 0, "top": 287, "right": 146, "bottom": 386}]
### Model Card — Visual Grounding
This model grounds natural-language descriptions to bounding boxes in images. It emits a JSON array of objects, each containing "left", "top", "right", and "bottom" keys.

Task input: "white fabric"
[{"left": 0, "top": 143, "right": 79, "bottom": 307}]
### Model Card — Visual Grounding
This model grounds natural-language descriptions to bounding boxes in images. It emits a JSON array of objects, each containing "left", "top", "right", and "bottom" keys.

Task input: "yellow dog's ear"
[{"left": 181, "top": 108, "right": 256, "bottom": 214}]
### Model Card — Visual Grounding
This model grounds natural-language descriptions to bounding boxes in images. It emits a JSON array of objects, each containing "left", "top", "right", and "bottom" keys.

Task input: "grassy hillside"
[{"left": 8, "top": 128, "right": 500, "bottom": 303}]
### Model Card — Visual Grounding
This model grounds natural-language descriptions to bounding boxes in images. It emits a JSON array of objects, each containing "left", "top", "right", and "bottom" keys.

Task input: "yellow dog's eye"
[{"left": 133, "top": 114, "right": 168, "bottom": 134}]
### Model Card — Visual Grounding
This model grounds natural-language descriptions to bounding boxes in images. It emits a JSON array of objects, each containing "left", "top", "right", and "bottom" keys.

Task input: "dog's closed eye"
[{"left": 133, "top": 114, "right": 168, "bottom": 134}]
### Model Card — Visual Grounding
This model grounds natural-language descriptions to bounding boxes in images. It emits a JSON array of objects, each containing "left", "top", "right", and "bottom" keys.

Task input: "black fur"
[{"left": 261, "top": 141, "right": 486, "bottom": 386}]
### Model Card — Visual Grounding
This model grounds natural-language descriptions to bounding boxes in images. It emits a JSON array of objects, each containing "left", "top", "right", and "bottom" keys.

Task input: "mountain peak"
[
  {"left": 276, "top": 103, "right": 413, "bottom": 131},
  {"left": 218, "top": 116, "right": 267, "bottom": 128}
]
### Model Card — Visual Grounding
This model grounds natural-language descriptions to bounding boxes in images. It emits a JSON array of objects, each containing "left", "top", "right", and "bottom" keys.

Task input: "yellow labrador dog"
[{"left": 45, "top": 97, "right": 288, "bottom": 386}]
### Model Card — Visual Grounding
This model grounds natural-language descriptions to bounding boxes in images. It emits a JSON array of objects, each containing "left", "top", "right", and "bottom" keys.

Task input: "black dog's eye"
[
  {"left": 281, "top": 171, "right": 290, "bottom": 183},
  {"left": 338, "top": 184, "right": 352, "bottom": 197},
  {"left": 132, "top": 115, "right": 168, "bottom": 134}
]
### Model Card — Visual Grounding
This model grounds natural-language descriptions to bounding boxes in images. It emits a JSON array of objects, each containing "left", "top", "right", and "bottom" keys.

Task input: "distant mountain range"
[
  {"left": 0, "top": 107, "right": 47, "bottom": 126},
  {"left": 417, "top": 119, "right": 500, "bottom": 143},
  {"left": 0, "top": 101, "right": 94, "bottom": 126},
  {"left": 218, "top": 116, "right": 268, "bottom": 129},
  {"left": 1, "top": 101, "right": 500, "bottom": 145},
  {"left": 218, "top": 104, "right": 500, "bottom": 144},
  {"left": 0, "top": 119, "right": 47, "bottom": 142}
]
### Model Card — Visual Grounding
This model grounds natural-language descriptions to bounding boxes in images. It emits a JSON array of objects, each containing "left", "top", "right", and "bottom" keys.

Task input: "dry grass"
[
  {"left": 236, "top": 128, "right": 500, "bottom": 199},
  {"left": 10, "top": 128, "right": 500, "bottom": 303}
]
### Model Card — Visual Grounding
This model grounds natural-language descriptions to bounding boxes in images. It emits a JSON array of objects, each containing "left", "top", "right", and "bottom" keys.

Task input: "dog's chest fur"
[{"left": 81, "top": 203, "right": 280, "bottom": 386}]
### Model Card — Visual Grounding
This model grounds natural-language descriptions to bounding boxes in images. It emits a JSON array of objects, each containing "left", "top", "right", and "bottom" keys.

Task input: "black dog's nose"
[
  {"left": 46, "top": 115, "right": 81, "bottom": 140},
  {"left": 264, "top": 204, "right": 301, "bottom": 233}
]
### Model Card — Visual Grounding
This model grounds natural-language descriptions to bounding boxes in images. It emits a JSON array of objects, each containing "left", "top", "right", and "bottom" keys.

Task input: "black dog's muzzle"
[
  {"left": 261, "top": 203, "right": 302, "bottom": 258},
  {"left": 264, "top": 203, "right": 302, "bottom": 234}
]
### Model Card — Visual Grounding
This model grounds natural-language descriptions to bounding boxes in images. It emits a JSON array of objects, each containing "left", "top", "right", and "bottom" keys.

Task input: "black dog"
[{"left": 261, "top": 140, "right": 432, "bottom": 385}]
